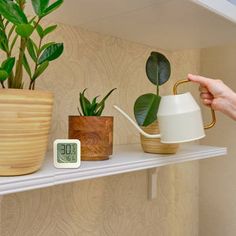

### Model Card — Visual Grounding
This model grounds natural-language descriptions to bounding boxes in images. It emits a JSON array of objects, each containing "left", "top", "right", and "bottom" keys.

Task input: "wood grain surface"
[
  {"left": 141, "top": 120, "right": 179, "bottom": 154},
  {"left": 69, "top": 116, "right": 113, "bottom": 160},
  {"left": 0, "top": 89, "right": 53, "bottom": 176}
]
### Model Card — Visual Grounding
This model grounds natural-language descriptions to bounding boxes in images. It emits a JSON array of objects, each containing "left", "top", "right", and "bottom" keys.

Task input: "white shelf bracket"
[{"left": 147, "top": 168, "right": 160, "bottom": 200}]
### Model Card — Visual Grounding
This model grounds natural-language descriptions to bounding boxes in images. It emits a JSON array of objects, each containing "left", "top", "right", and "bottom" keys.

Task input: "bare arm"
[{"left": 188, "top": 74, "right": 236, "bottom": 121}]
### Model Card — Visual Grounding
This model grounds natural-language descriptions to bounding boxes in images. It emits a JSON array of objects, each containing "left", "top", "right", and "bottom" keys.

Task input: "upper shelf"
[
  {"left": 193, "top": 0, "right": 236, "bottom": 23},
  {"left": 45, "top": 0, "right": 236, "bottom": 50},
  {"left": 0, "top": 144, "right": 226, "bottom": 196}
]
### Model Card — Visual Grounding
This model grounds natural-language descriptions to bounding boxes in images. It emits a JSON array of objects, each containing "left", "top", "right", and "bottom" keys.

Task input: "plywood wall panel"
[
  {"left": 200, "top": 43, "right": 236, "bottom": 236},
  {"left": 1, "top": 22, "right": 200, "bottom": 236}
]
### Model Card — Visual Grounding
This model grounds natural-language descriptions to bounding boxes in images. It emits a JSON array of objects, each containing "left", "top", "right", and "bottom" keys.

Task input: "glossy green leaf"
[
  {"left": 31, "top": 38, "right": 39, "bottom": 52},
  {"left": 9, "top": 34, "right": 18, "bottom": 53},
  {"left": 27, "top": 38, "right": 37, "bottom": 62},
  {"left": 15, "top": 23, "right": 34, "bottom": 38},
  {"left": 0, "top": 28, "right": 8, "bottom": 52},
  {"left": 100, "top": 88, "right": 116, "bottom": 104},
  {"left": 82, "top": 92, "right": 92, "bottom": 115},
  {"left": 134, "top": 93, "right": 161, "bottom": 126},
  {"left": 78, "top": 88, "right": 116, "bottom": 116},
  {"left": 43, "top": 24, "right": 57, "bottom": 37},
  {"left": 39, "top": 42, "right": 55, "bottom": 54},
  {"left": 0, "top": 19, "right": 4, "bottom": 30},
  {"left": 79, "top": 89, "right": 91, "bottom": 116},
  {"left": 0, "top": 69, "right": 8, "bottom": 81},
  {"left": 38, "top": 43, "right": 63, "bottom": 64},
  {"left": 95, "top": 104, "right": 105, "bottom": 116},
  {"left": 0, "top": 0, "right": 27, "bottom": 25},
  {"left": 79, "top": 92, "right": 86, "bottom": 115},
  {"left": 1, "top": 57, "right": 15, "bottom": 74},
  {"left": 41, "top": 0, "right": 63, "bottom": 17},
  {"left": 32, "top": 60, "right": 49, "bottom": 80},
  {"left": 94, "top": 88, "right": 116, "bottom": 115},
  {"left": 89, "top": 96, "right": 99, "bottom": 115},
  {"left": 146, "top": 51, "right": 171, "bottom": 86},
  {"left": 35, "top": 22, "right": 44, "bottom": 38},
  {"left": 8, "top": 25, "right": 16, "bottom": 39},
  {"left": 22, "top": 54, "right": 31, "bottom": 78},
  {"left": 0, "top": 43, "right": 7, "bottom": 52},
  {"left": 31, "top": 0, "right": 49, "bottom": 16}
]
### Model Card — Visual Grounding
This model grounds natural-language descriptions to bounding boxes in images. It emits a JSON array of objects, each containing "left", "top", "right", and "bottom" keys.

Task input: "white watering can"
[{"left": 114, "top": 79, "right": 216, "bottom": 144}]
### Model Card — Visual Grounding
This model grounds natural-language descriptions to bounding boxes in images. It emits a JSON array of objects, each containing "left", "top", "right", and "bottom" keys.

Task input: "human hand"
[{"left": 188, "top": 74, "right": 236, "bottom": 120}]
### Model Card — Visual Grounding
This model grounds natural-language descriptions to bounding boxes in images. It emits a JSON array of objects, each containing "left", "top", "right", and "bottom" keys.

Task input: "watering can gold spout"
[{"left": 114, "top": 79, "right": 216, "bottom": 144}]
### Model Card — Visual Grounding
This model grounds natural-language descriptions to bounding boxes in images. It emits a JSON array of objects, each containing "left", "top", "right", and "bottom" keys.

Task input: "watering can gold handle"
[{"left": 173, "top": 79, "right": 216, "bottom": 130}]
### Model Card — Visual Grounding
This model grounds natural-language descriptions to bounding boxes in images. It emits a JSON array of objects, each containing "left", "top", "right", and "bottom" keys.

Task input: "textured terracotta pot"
[
  {"left": 140, "top": 120, "right": 179, "bottom": 154},
  {"left": 68, "top": 116, "right": 113, "bottom": 161},
  {"left": 0, "top": 89, "right": 53, "bottom": 176}
]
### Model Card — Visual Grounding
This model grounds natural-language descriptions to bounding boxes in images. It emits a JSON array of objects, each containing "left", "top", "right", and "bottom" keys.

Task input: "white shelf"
[
  {"left": 193, "top": 0, "right": 236, "bottom": 23},
  {"left": 46, "top": 0, "right": 236, "bottom": 50},
  {"left": 0, "top": 144, "right": 226, "bottom": 196}
]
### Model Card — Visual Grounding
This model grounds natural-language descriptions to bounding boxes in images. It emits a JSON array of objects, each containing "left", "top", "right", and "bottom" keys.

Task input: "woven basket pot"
[
  {"left": 140, "top": 120, "right": 179, "bottom": 154},
  {"left": 68, "top": 116, "right": 113, "bottom": 161},
  {"left": 0, "top": 89, "right": 53, "bottom": 176}
]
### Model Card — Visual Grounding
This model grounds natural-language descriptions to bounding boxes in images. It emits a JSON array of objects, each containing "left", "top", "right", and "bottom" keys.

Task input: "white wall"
[{"left": 200, "top": 43, "right": 236, "bottom": 236}]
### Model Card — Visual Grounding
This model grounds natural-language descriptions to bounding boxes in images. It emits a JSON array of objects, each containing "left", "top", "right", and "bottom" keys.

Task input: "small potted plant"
[
  {"left": 69, "top": 88, "right": 116, "bottom": 161},
  {"left": 0, "top": 0, "right": 64, "bottom": 175},
  {"left": 134, "top": 51, "right": 179, "bottom": 154}
]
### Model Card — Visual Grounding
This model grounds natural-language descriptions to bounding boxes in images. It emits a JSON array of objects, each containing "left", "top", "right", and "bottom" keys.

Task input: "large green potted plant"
[
  {"left": 134, "top": 51, "right": 179, "bottom": 154},
  {"left": 69, "top": 88, "right": 116, "bottom": 161},
  {"left": 0, "top": 0, "right": 64, "bottom": 176}
]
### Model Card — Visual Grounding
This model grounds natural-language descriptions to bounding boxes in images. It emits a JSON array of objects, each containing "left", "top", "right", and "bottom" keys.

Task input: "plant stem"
[
  {"left": 0, "top": 16, "right": 14, "bottom": 88},
  {"left": 1, "top": 81, "right": 5, "bottom": 89},
  {"left": 15, "top": 17, "right": 41, "bottom": 89},
  {"left": 30, "top": 36, "right": 43, "bottom": 90},
  {"left": 0, "top": 17, "right": 10, "bottom": 55},
  {"left": 11, "top": 1, "right": 26, "bottom": 88},
  {"left": 14, "top": 37, "right": 26, "bottom": 88},
  {"left": 6, "top": 26, "right": 16, "bottom": 88},
  {"left": 156, "top": 85, "right": 159, "bottom": 96}
]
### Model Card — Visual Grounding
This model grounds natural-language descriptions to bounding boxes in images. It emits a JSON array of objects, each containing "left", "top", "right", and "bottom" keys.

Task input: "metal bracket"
[{"left": 148, "top": 168, "right": 160, "bottom": 200}]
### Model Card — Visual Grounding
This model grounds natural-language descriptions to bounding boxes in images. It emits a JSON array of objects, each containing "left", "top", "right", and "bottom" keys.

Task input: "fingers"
[
  {"left": 198, "top": 85, "right": 213, "bottom": 100},
  {"left": 202, "top": 98, "right": 212, "bottom": 106},
  {"left": 199, "top": 86, "right": 209, "bottom": 93},
  {"left": 200, "top": 92, "right": 213, "bottom": 100},
  {"left": 197, "top": 84, "right": 214, "bottom": 106},
  {"left": 199, "top": 90, "right": 213, "bottom": 107},
  {"left": 188, "top": 73, "right": 213, "bottom": 87}
]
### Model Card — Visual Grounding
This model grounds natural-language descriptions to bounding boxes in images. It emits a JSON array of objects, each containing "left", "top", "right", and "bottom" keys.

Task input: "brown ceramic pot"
[
  {"left": 140, "top": 120, "right": 179, "bottom": 154},
  {"left": 68, "top": 116, "right": 113, "bottom": 161}
]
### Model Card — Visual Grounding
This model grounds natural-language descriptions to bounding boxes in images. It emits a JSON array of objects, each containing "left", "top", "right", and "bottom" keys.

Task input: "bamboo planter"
[
  {"left": 140, "top": 120, "right": 179, "bottom": 154},
  {"left": 0, "top": 89, "right": 53, "bottom": 176},
  {"left": 68, "top": 116, "right": 113, "bottom": 161}
]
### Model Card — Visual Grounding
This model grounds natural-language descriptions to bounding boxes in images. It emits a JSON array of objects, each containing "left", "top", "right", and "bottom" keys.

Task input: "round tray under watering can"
[{"left": 140, "top": 120, "right": 179, "bottom": 154}]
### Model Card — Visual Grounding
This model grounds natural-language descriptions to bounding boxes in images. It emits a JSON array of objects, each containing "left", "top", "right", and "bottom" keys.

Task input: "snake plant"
[{"left": 78, "top": 88, "right": 116, "bottom": 116}]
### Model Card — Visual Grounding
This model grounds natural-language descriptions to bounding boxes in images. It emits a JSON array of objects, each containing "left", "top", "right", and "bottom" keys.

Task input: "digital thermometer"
[{"left": 53, "top": 139, "right": 81, "bottom": 168}]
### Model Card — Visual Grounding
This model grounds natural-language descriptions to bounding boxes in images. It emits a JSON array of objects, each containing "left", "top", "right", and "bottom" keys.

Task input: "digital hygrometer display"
[
  {"left": 57, "top": 143, "right": 77, "bottom": 163},
  {"left": 53, "top": 139, "right": 81, "bottom": 168}
]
